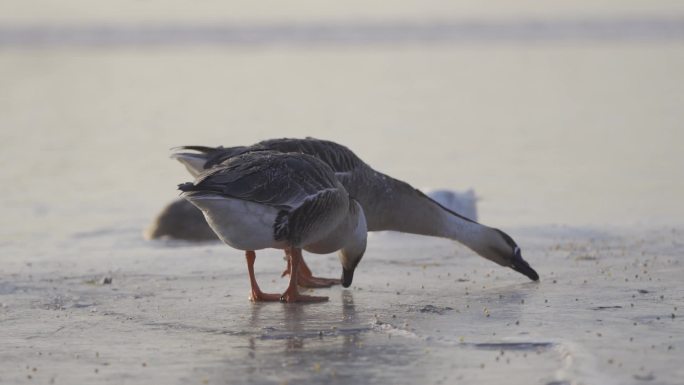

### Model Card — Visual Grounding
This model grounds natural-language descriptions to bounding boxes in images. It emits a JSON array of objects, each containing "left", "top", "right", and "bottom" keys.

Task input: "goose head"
[
  {"left": 339, "top": 200, "right": 368, "bottom": 288},
  {"left": 473, "top": 228, "right": 539, "bottom": 281}
]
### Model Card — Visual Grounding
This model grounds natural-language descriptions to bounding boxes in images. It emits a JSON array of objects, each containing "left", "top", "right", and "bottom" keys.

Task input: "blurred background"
[{"left": 2, "top": 0, "right": 684, "bottom": 242}]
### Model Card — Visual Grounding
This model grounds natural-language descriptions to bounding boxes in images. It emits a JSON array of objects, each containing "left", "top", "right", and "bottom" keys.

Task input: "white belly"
[{"left": 185, "top": 195, "right": 285, "bottom": 250}]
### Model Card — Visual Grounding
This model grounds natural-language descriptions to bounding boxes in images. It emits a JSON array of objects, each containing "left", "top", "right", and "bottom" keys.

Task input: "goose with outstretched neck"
[
  {"left": 171, "top": 137, "right": 539, "bottom": 282},
  {"left": 179, "top": 150, "right": 367, "bottom": 302}
]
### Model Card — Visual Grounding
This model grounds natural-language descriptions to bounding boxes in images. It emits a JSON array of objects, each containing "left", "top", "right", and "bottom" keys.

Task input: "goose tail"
[{"left": 173, "top": 153, "right": 209, "bottom": 177}]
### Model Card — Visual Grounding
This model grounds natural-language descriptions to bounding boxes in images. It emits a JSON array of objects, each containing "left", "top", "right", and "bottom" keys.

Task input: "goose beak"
[
  {"left": 510, "top": 248, "right": 539, "bottom": 281},
  {"left": 341, "top": 268, "right": 355, "bottom": 288}
]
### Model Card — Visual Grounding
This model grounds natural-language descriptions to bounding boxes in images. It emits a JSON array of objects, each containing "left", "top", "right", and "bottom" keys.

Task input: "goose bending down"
[
  {"left": 172, "top": 137, "right": 539, "bottom": 282},
  {"left": 146, "top": 188, "right": 476, "bottom": 241},
  {"left": 178, "top": 150, "right": 367, "bottom": 302}
]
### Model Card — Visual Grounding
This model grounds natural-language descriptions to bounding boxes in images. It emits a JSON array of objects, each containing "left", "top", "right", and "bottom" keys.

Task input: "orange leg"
[
  {"left": 280, "top": 251, "right": 341, "bottom": 288},
  {"left": 245, "top": 251, "right": 281, "bottom": 302},
  {"left": 280, "top": 247, "right": 328, "bottom": 303}
]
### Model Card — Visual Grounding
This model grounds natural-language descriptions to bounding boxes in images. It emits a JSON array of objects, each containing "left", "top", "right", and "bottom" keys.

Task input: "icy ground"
[{"left": 1, "top": 226, "right": 682, "bottom": 385}]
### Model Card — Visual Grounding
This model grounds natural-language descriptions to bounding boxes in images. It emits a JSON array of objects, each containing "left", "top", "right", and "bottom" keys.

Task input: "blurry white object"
[{"left": 423, "top": 188, "right": 478, "bottom": 222}]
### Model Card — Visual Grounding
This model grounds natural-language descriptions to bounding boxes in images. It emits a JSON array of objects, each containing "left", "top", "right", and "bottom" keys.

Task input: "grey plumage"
[
  {"left": 179, "top": 151, "right": 350, "bottom": 247},
  {"left": 176, "top": 137, "right": 468, "bottom": 231},
  {"left": 168, "top": 137, "right": 539, "bottom": 281},
  {"left": 178, "top": 137, "right": 365, "bottom": 175}
]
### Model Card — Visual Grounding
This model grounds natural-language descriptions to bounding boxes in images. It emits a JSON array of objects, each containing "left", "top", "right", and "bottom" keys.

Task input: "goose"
[
  {"left": 145, "top": 198, "right": 218, "bottom": 241},
  {"left": 145, "top": 188, "right": 476, "bottom": 241},
  {"left": 171, "top": 137, "right": 539, "bottom": 282},
  {"left": 178, "top": 150, "right": 367, "bottom": 302}
]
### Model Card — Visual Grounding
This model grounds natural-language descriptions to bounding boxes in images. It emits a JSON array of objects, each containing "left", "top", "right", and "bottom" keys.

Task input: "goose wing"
[
  {"left": 176, "top": 137, "right": 367, "bottom": 175},
  {"left": 179, "top": 151, "right": 350, "bottom": 246},
  {"left": 256, "top": 137, "right": 366, "bottom": 174},
  {"left": 180, "top": 151, "right": 342, "bottom": 211}
]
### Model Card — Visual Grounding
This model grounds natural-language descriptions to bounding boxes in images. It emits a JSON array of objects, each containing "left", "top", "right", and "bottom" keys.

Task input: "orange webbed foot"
[
  {"left": 279, "top": 247, "right": 330, "bottom": 303},
  {"left": 281, "top": 252, "right": 340, "bottom": 287}
]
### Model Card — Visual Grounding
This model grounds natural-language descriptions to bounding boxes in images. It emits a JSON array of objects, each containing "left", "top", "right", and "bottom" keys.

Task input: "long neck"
[{"left": 357, "top": 172, "right": 491, "bottom": 251}]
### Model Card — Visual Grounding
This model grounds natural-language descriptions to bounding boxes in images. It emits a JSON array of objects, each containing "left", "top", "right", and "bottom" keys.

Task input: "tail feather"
[
  {"left": 171, "top": 145, "right": 251, "bottom": 175},
  {"left": 178, "top": 181, "right": 226, "bottom": 196},
  {"left": 171, "top": 152, "right": 211, "bottom": 178},
  {"left": 177, "top": 182, "right": 198, "bottom": 192},
  {"left": 172, "top": 145, "right": 223, "bottom": 154}
]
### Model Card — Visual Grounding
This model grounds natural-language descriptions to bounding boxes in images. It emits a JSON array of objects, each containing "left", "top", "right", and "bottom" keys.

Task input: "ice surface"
[{"left": 1, "top": 226, "right": 682, "bottom": 385}]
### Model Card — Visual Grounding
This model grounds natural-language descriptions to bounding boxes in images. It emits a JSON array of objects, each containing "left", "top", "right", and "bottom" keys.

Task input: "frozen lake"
[
  {"left": 1, "top": 227, "right": 682, "bottom": 384},
  {"left": 1, "top": 2, "right": 684, "bottom": 384}
]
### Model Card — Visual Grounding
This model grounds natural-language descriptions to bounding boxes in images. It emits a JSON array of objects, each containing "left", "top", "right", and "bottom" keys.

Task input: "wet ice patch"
[
  {"left": 633, "top": 373, "right": 656, "bottom": 381},
  {"left": 371, "top": 320, "right": 423, "bottom": 340},
  {"left": 0, "top": 283, "right": 19, "bottom": 295},
  {"left": 42, "top": 295, "right": 96, "bottom": 310},
  {"left": 409, "top": 304, "right": 454, "bottom": 315},
  {"left": 467, "top": 342, "right": 555, "bottom": 352},
  {"left": 259, "top": 326, "right": 371, "bottom": 340},
  {"left": 141, "top": 320, "right": 246, "bottom": 336},
  {"left": 591, "top": 306, "right": 623, "bottom": 310}
]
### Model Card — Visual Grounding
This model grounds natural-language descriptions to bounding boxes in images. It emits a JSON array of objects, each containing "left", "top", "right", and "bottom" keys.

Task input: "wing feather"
[
  {"left": 183, "top": 151, "right": 342, "bottom": 212},
  {"left": 175, "top": 137, "right": 367, "bottom": 175}
]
